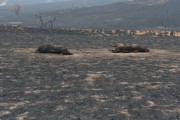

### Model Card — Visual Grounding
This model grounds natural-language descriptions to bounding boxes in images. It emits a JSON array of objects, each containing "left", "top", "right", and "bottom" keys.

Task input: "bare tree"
[
  {"left": 10, "top": 1, "right": 21, "bottom": 17},
  {"left": 34, "top": 13, "right": 56, "bottom": 29},
  {"left": 46, "top": 16, "right": 56, "bottom": 28},
  {"left": 34, "top": 14, "right": 45, "bottom": 28}
]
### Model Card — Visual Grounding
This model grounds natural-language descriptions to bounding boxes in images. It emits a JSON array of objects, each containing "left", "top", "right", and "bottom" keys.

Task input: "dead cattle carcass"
[
  {"left": 36, "top": 44, "right": 72, "bottom": 55},
  {"left": 109, "top": 43, "right": 150, "bottom": 53}
]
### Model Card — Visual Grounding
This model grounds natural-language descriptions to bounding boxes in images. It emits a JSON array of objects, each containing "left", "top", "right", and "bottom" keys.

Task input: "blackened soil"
[{"left": 0, "top": 26, "right": 180, "bottom": 120}]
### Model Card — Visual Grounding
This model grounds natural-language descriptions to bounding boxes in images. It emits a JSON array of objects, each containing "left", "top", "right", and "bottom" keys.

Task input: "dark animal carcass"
[
  {"left": 109, "top": 43, "right": 150, "bottom": 53},
  {"left": 36, "top": 44, "right": 72, "bottom": 55}
]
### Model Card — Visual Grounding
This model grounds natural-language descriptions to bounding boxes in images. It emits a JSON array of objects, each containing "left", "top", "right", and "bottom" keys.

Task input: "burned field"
[{"left": 0, "top": 26, "right": 180, "bottom": 120}]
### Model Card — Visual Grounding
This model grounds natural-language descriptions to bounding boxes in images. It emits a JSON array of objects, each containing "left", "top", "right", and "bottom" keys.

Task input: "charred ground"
[{"left": 0, "top": 26, "right": 180, "bottom": 120}]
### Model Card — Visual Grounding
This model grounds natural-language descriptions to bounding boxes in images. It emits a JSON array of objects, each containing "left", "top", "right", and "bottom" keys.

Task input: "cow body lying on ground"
[
  {"left": 109, "top": 43, "right": 150, "bottom": 53},
  {"left": 36, "top": 44, "right": 72, "bottom": 55}
]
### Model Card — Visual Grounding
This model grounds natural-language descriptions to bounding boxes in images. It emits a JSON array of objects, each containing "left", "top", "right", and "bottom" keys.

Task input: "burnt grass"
[{"left": 0, "top": 26, "right": 180, "bottom": 120}]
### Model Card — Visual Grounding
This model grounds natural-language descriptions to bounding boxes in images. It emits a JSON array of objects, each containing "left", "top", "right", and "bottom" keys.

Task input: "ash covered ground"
[{"left": 0, "top": 26, "right": 180, "bottom": 120}]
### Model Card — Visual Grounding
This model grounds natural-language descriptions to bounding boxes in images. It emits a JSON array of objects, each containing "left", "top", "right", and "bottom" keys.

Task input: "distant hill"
[
  {"left": 0, "top": 0, "right": 179, "bottom": 30},
  {"left": 0, "top": 0, "right": 125, "bottom": 24},
  {"left": 129, "top": 0, "right": 168, "bottom": 5},
  {"left": 41, "top": 0, "right": 179, "bottom": 30},
  {"left": 0, "top": 0, "right": 126, "bottom": 15}
]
